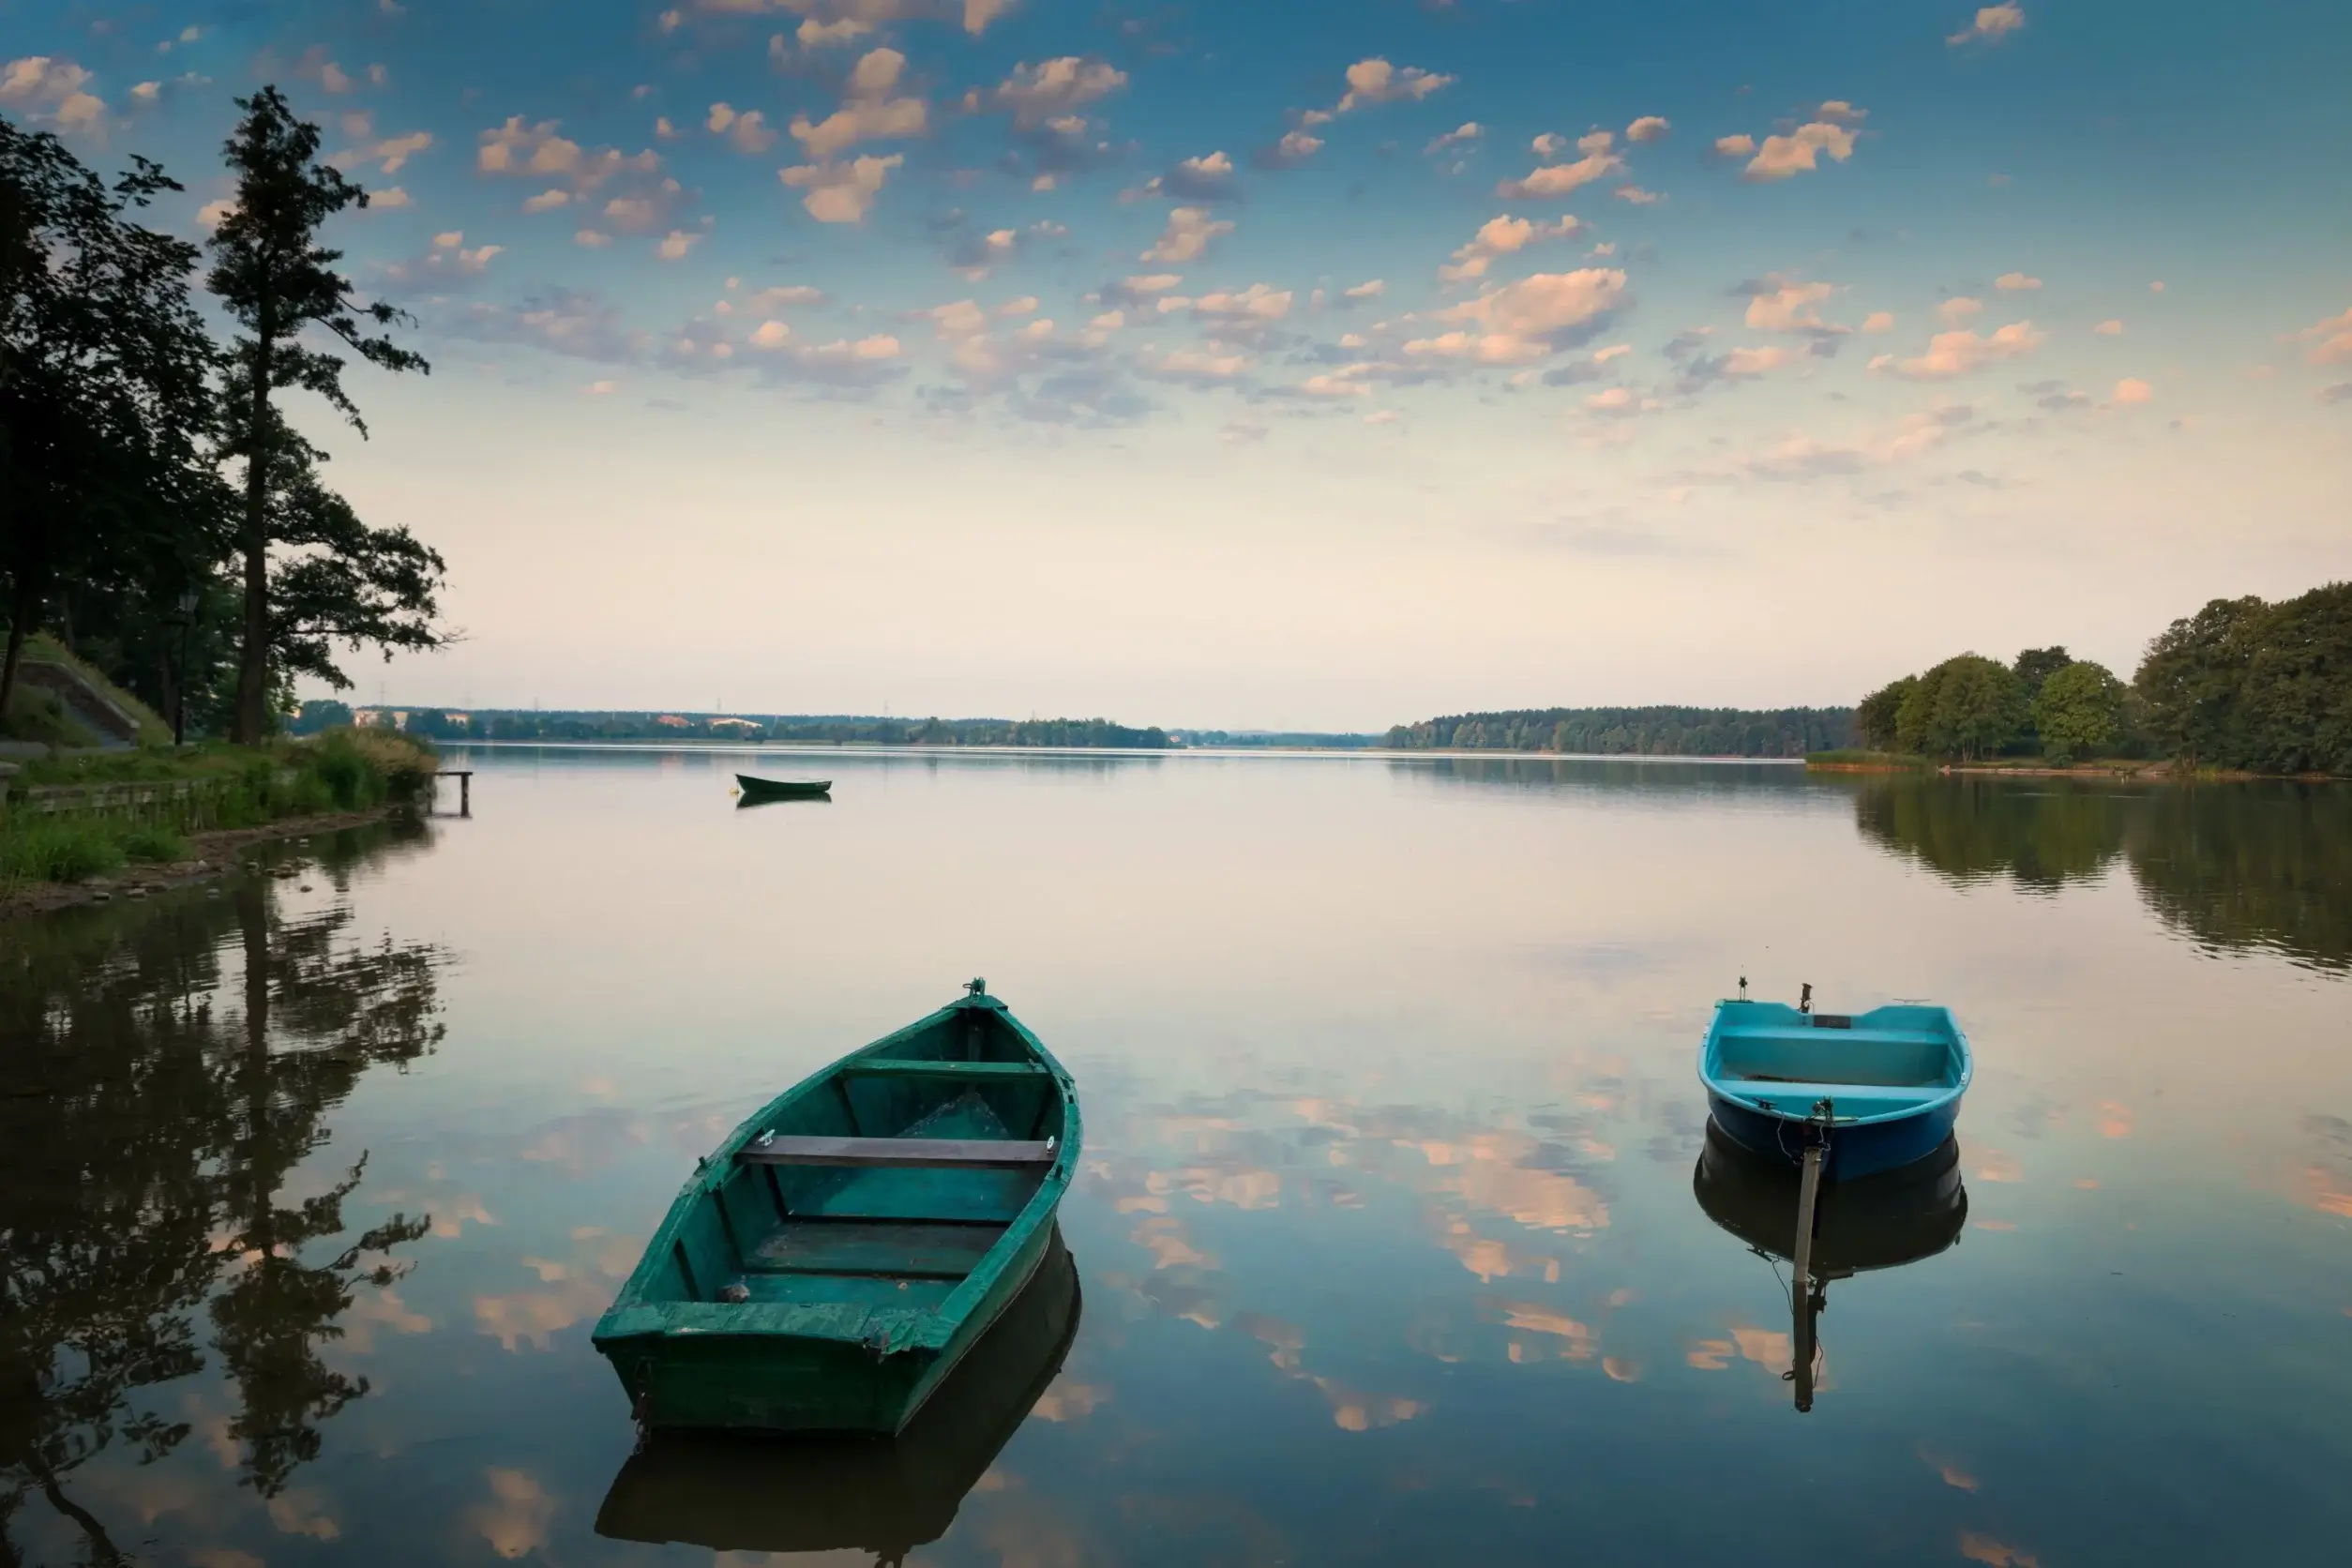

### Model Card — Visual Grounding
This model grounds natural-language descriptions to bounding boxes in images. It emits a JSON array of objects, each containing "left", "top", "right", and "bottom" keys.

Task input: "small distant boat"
[
  {"left": 593, "top": 981, "right": 1078, "bottom": 1434},
  {"left": 597, "top": 1227, "right": 1081, "bottom": 1559},
  {"left": 1699, "top": 987, "right": 1971, "bottom": 1180},
  {"left": 736, "top": 774, "right": 831, "bottom": 801}
]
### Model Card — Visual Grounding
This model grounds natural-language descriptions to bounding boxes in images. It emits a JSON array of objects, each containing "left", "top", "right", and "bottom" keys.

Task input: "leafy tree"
[
  {"left": 2133, "top": 596, "right": 2268, "bottom": 767},
  {"left": 292, "top": 698, "right": 354, "bottom": 733},
  {"left": 2013, "top": 646, "right": 2073, "bottom": 703},
  {"left": 1855, "top": 676, "right": 1917, "bottom": 750},
  {"left": 2239, "top": 582, "right": 2352, "bottom": 776},
  {"left": 262, "top": 459, "right": 446, "bottom": 701},
  {"left": 1894, "top": 655, "right": 2026, "bottom": 761},
  {"left": 0, "top": 117, "right": 216, "bottom": 722},
  {"left": 207, "top": 86, "right": 430, "bottom": 744},
  {"left": 2031, "top": 659, "right": 2126, "bottom": 764}
]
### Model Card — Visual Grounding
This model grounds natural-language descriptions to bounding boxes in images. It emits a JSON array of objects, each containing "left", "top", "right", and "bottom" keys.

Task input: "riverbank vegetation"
[
  {"left": 2, "top": 91, "right": 444, "bottom": 747},
  {"left": 0, "top": 729, "right": 435, "bottom": 889},
  {"left": 1384, "top": 706, "right": 1854, "bottom": 758},
  {"left": 1847, "top": 582, "right": 2351, "bottom": 775},
  {"left": 294, "top": 703, "right": 1175, "bottom": 749}
]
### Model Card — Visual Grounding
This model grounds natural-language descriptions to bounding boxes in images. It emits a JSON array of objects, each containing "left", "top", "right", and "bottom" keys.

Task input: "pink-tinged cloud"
[
  {"left": 2299, "top": 306, "right": 2352, "bottom": 365},
  {"left": 1948, "top": 4, "right": 2027, "bottom": 47},
  {"left": 1337, "top": 58, "right": 1455, "bottom": 113},
  {"left": 1743, "top": 121, "right": 1859, "bottom": 181},
  {"left": 1874, "top": 321, "right": 2046, "bottom": 379}
]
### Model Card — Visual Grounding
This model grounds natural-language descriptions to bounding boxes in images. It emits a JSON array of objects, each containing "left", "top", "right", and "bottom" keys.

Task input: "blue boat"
[{"left": 1699, "top": 992, "right": 1971, "bottom": 1180}]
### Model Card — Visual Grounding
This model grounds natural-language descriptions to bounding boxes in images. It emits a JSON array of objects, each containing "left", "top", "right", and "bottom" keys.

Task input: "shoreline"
[{"left": 0, "top": 806, "right": 398, "bottom": 923}]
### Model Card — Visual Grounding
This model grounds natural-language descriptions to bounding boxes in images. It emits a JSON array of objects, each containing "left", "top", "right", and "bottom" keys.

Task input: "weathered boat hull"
[
  {"left": 596, "top": 1226, "right": 1081, "bottom": 1556},
  {"left": 593, "top": 987, "right": 1078, "bottom": 1434},
  {"left": 1704, "top": 1089, "right": 1962, "bottom": 1180},
  {"left": 596, "top": 1215, "right": 1057, "bottom": 1434}
]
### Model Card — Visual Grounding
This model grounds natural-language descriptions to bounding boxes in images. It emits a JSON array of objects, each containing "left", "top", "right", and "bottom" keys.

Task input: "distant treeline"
[
  {"left": 1177, "top": 730, "right": 1384, "bottom": 749},
  {"left": 1384, "top": 707, "right": 1856, "bottom": 758},
  {"left": 1858, "top": 580, "right": 2352, "bottom": 774},
  {"left": 294, "top": 703, "right": 1172, "bottom": 749}
]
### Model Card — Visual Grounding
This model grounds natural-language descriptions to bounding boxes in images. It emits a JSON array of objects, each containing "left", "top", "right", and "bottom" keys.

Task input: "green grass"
[
  {"left": 121, "top": 823, "right": 190, "bottom": 862},
  {"left": 0, "top": 817, "right": 128, "bottom": 883},
  {"left": 2, "top": 727, "right": 438, "bottom": 889}
]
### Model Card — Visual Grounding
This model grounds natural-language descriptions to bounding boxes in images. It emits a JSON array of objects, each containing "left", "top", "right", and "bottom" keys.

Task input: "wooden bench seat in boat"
[{"left": 738, "top": 1134, "right": 1057, "bottom": 1169}]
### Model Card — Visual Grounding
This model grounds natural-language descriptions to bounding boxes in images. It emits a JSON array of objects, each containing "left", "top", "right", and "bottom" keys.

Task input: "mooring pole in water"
[{"left": 1790, "top": 1141, "right": 1824, "bottom": 1413}]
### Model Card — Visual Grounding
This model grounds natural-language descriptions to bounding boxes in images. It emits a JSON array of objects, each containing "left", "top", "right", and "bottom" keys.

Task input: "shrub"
[
  {"left": 0, "top": 817, "right": 127, "bottom": 882},
  {"left": 120, "top": 823, "right": 191, "bottom": 863}
]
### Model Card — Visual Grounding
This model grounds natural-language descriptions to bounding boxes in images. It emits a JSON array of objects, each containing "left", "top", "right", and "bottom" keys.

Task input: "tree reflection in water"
[
  {"left": 0, "top": 823, "right": 446, "bottom": 1563},
  {"left": 1852, "top": 776, "right": 2352, "bottom": 970}
]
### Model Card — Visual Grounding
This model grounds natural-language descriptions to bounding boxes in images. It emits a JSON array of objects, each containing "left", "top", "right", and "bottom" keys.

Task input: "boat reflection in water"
[
  {"left": 1693, "top": 1122, "right": 1968, "bottom": 1412},
  {"left": 596, "top": 1225, "right": 1081, "bottom": 1563}
]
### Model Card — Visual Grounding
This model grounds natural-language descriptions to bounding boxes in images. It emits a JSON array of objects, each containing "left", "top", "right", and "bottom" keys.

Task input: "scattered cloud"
[
  {"left": 1724, "top": 406, "right": 1978, "bottom": 481},
  {"left": 1426, "top": 122, "right": 1483, "bottom": 155},
  {"left": 1441, "top": 215, "right": 1580, "bottom": 282},
  {"left": 334, "top": 122, "right": 434, "bottom": 175},
  {"left": 1938, "top": 296, "right": 1985, "bottom": 324},
  {"left": 1625, "top": 115, "right": 1670, "bottom": 143},
  {"left": 1139, "top": 205, "right": 1233, "bottom": 264},
  {"left": 1873, "top": 320, "right": 2045, "bottom": 379},
  {"left": 779, "top": 153, "right": 903, "bottom": 222},
  {"left": 2298, "top": 306, "right": 2352, "bottom": 365},
  {"left": 1583, "top": 385, "right": 1659, "bottom": 417},
  {"left": 791, "top": 48, "right": 925, "bottom": 158},
  {"left": 1948, "top": 4, "right": 2027, "bottom": 47},
  {"left": 988, "top": 57, "right": 1127, "bottom": 128},
  {"left": 1132, "top": 149, "right": 1239, "bottom": 202},
  {"left": 1344, "top": 279, "right": 1384, "bottom": 299},
  {"left": 2093, "top": 318, "right": 2124, "bottom": 335},
  {"left": 1254, "top": 129, "right": 1323, "bottom": 171},
  {"left": 1741, "top": 276, "right": 1847, "bottom": 338},
  {"left": 1, "top": 55, "right": 107, "bottom": 131},
  {"left": 1498, "top": 131, "right": 1623, "bottom": 200},
  {"left": 656, "top": 229, "right": 701, "bottom": 261},
  {"left": 382, "top": 230, "right": 502, "bottom": 291},
  {"left": 1414, "top": 268, "right": 1630, "bottom": 362},
  {"left": 2114, "top": 377, "right": 2154, "bottom": 404},
  {"left": 707, "top": 102, "right": 778, "bottom": 154},
  {"left": 2317, "top": 383, "right": 2352, "bottom": 405},
  {"left": 1138, "top": 347, "right": 1252, "bottom": 385},
  {"left": 522, "top": 188, "right": 570, "bottom": 214},
  {"left": 1614, "top": 185, "right": 1664, "bottom": 205},
  {"left": 1862, "top": 311, "right": 1894, "bottom": 333},
  {"left": 1335, "top": 58, "right": 1454, "bottom": 113},
  {"left": 1995, "top": 271, "right": 2042, "bottom": 291},
  {"left": 1742, "top": 119, "right": 1860, "bottom": 181},
  {"left": 1711, "top": 133, "right": 1756, "bottom": 158}
]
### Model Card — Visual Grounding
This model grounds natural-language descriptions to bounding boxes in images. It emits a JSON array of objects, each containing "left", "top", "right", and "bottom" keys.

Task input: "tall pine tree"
[{"left": 207, "top": 87, "right": 431, "bottom": 743}]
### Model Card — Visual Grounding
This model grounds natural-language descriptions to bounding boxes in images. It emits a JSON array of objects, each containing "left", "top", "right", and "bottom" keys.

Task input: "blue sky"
[{"left": 6, "top": 1, "right": 2349, "bottom": 725}]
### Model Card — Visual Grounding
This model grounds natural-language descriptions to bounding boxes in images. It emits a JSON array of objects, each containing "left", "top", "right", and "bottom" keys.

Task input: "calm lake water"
[{"left": 6, "top": 748, "right": 2350, "bottom": 1567}]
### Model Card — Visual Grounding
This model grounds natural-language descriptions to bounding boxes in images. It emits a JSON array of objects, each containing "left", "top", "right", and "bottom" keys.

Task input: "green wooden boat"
[
  {"left": 596, "top": 1225, "right": 1080, "bottom": 1560},
  {"left": 735, "top": 773, "right": 832, "bottom": 801},
  {"left": 592, "top": 981, "right": 1078, "bottom": 1434}
]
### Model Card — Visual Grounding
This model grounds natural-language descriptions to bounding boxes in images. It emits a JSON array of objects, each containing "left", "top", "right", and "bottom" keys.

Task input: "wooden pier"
[{"left": 434, "top": 770, "right": 475, "bottom": 816}]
